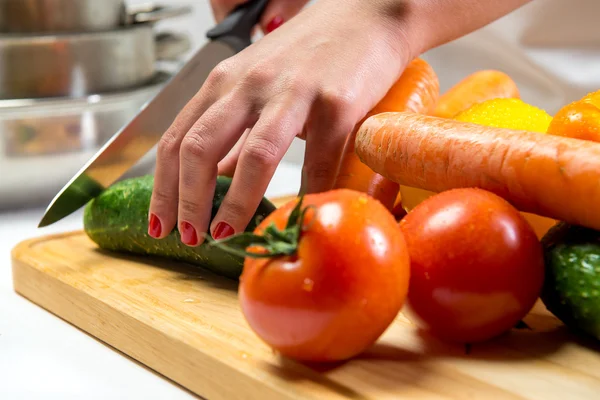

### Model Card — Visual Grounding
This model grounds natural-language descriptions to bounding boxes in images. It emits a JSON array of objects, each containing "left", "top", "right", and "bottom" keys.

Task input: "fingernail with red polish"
[
  {"left": 148, "top": 214, "right": 162, "bottom": 238},
  {"left": 181, "top": 221, "right": 198, "bottom": 246},
  {"left": 213, "top": 222, "right": 235, "bottom": 240},
  {"left": 266, "top": 15, "right": 284, "bottom": 33}
]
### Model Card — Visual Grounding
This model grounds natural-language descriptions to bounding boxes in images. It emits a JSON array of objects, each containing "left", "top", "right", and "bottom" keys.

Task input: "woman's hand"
[
  {"left": 147, "top": 0, "right": 531, "bottom": 246},
  {"left": 209, "top": 0, "right": 309, "bottom": 34},
  {"left": 148, "top": 0, "right": 411, "bottom": 245}
]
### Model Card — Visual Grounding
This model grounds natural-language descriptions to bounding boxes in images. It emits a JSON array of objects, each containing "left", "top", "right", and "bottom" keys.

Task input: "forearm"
[{"left": 359, "top": 0, "right": 533, "bottom": 60}]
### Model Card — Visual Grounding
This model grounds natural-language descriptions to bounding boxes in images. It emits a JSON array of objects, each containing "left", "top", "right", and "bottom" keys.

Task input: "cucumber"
[
  {"left": 83, "top": 175, "right": 276, "bottom": 280},
  {"left": 541, "top": 222, "right": 600, "bottom": 340}
]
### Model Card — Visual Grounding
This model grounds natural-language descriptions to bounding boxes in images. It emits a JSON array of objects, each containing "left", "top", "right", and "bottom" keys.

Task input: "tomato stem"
[{"left": 205, "top": 195, "right": 314, "bottom": 259}]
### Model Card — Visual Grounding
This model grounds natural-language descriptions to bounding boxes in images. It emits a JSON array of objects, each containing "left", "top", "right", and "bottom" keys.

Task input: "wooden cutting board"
[{"left": 11, "top": 196, "right": 600, "bottom": 400}]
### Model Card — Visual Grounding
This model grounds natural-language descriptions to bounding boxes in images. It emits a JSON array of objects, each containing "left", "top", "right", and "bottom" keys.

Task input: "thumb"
[{"left": 259, "top": 0, "right": 311, "bottom": 34}]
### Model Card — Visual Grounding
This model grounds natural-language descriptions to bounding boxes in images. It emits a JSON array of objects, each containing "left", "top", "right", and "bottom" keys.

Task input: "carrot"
[
  {"left": 434, "top": 70, "right": 520, "bottom": 119},
  {"left": 334, "top": 58, "right": 439, "bottom": 210},
  {"left": 355, "top": 112, "right": 600, "bottom": 230}
]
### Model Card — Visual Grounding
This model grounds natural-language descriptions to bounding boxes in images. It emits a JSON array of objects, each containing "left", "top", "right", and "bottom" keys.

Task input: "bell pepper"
[{"left": 547, "top": 90, "right": 600, "bottom": 141}]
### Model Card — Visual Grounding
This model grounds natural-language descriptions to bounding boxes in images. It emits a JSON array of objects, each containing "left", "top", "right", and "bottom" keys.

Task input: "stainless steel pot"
[
  {"left": 0, "top": 0, "right": 192, "bottom": 33},
  {"left": 0, "top": 71, "right": 171, "bottom": 210},
  {"left": 0, "top": 25, "right": 190, "bottom": 99}
]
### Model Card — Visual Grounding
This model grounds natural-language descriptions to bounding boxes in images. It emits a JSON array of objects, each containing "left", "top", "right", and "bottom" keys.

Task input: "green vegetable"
[
  {"left": 541, "top": 222, "right": 600, "bottom": 340},
  {"left": 83, "top": 175, "right": 276, "bottom": 280}
]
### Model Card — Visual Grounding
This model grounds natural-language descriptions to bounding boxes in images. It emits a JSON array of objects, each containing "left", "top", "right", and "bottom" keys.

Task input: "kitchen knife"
[{"left": 38, "top": 0, "right": 269, "bottom": 228}]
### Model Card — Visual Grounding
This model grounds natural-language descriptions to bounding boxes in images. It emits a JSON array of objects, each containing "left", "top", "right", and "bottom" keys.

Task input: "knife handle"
[{"left": 206, "top": 0, "right": 269, "bottom": 51}]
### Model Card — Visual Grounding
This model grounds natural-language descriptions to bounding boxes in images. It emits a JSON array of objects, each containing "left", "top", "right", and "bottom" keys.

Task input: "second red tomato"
[{"left": 399, "top": 188, "right": 545, "bottom": 343}]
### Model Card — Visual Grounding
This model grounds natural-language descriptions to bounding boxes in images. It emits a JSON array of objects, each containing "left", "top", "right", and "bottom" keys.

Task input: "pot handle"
[
  {"left": 155, "top": 32, "right": 191, "bottom": 61},
  {"left": 126, "top": 4, "right": 192, "bottom": 25}
]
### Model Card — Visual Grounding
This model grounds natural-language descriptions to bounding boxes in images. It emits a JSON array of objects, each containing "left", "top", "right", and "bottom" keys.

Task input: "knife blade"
[{"left": 38, "top": 0, "right": 269, "bottom": 228}]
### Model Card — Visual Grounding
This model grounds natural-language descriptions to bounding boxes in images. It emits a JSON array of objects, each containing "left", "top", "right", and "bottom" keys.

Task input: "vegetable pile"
[
  {"left": 84, "top": 60, "right": 600, "bottom": 364},
  {"left": 224, "top": 65, "right": 600, "bottom": 361}
]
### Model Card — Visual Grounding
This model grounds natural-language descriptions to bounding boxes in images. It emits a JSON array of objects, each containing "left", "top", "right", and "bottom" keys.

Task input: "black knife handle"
[{"left": 206, "top": 0, "right": 269, "bottom": 52}]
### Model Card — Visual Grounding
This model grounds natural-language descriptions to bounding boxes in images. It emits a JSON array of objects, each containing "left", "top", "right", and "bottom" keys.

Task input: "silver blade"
[{"left": 38, "top": 40, "right": 237, "bottom": 228}]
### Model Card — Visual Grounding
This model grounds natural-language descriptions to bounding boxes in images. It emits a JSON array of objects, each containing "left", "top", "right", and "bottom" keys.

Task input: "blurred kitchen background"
[
  {"left": 0, "top": 0, "right": 306, "bottom": 211},
  {"left": 1, "top": 0, "right": 592, "bottom": 211}
]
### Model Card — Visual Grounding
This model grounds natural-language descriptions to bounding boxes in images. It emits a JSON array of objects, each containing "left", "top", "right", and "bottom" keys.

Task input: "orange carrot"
[
  {"left": 334, "top": 58, "right": 439, "bottom": 210},
  {"left": 355, "top": 112, "right": 600, "bottom": 230},
  {"left": 434, "top": 70, "right": 520, "bottom": 119}
]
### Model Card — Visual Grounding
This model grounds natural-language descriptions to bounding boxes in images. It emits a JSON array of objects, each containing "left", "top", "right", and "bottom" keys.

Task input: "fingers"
[
  {"left": 149, "top": 55, "right": 240, "bottom": 239},
  {"left": 177, "top": 95, "right": 254, "bottom": 246},
  {"left": 260, "top": 0, "right": 310, "bottom": 33},
  {"left": 210, "top": 96, "right": 310, "bottom": 238},
  {"left": 301, "top": 90, "right": 359, "bottom": 194},
  {"left": 302, "top": 127, "right": 350, "bottom": 195},
  {"left": 148, "top": 77, "right": 223, "bottom": 240}
]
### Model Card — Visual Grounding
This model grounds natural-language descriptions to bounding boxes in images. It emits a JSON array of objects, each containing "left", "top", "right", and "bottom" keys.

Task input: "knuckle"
[
  {"left": 244, "top": 136, "right": 279, "bottom": 166},
  {"left": 244, "top": 64, "right": 273, "bottom": 87},
  {"left": 206, "top": 60, "right": 232, "bottom": 87},
  {"left": 221, "top": 198, "right": 248, "bottom": 221},
  {"left": 181, "top": 130, "right": 211, "bottom": 160},
  {"left": 152, "top": 186, "right": 176, "bottom": 205},
  {"left": 319, "top": 87, "right": 358, "bottom": 117},
  {"left": 157, "top": 130, "right": 179, "bottom": 160},
  {"left": 179, "top": 198, "right": 202, "bottom": 217},
  {"left": 152, "top": 186, "right": 177, "bottom": 204},
  {"left": 285, "top": 80, "right": 309, "bottom": 99}
]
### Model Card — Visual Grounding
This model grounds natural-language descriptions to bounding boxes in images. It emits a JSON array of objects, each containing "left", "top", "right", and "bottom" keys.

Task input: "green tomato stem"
[{"left": 205, "top": 195, "right": 314, "bottom": 259}]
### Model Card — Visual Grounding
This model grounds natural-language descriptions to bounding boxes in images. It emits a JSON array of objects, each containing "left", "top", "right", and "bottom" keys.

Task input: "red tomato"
[
  {"left": 399, "top": 188, "right": 544, "bottom": 343},
  {"left": 239, "top": 189, "right": 411, "bottom": 362}
]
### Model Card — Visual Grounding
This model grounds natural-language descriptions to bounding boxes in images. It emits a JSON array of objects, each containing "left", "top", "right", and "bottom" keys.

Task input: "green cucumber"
[
  {"left": 83, "top": 175, "right": 276, "bottom": 280},
  {"left": 541, "top": 222, "right": 600, "bottom": 340}
]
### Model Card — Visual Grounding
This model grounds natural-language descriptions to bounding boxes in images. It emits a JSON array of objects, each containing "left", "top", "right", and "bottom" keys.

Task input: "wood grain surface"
[{"left": 10, "top": 195, "right": 600, "bottom": 400}]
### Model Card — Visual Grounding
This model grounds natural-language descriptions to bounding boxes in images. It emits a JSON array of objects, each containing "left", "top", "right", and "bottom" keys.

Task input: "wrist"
[
  {"left": 364, "top": 0, "right": 426, "bottom": 62},
  {"left": 308, "top": 0, "right": 420, "bottom": 73},
  {"left": 339, "top": 0, "right": 531, "bottom": 62},
  {"left": 375, "top": 0, "right": 533, "bottom": 55}
]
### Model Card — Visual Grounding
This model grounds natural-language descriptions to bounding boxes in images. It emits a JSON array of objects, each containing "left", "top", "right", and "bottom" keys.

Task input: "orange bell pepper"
[{"left": 547, "top": 90, "right": 600, "bottom": 141}]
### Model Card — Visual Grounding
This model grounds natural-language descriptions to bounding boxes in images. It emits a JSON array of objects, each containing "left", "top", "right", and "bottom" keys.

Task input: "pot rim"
[
  {"left": 0, "top": 70, "right": 172, "bottom": 112},
  {"left": 0, "top": 2, "right": 191, "bottom": 34},
  {"left": 0, "top": 23, "right": 154, "bottom": 43}
]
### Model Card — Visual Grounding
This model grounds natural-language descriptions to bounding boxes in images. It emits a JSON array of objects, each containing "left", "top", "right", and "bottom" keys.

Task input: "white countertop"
[{"left": 0, "top": 162, "right": 302, "bottom": 400}]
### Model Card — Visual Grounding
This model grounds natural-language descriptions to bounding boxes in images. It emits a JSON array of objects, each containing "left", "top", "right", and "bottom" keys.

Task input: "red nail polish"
[
  {"left": 266, "top": 15, "right": 284, "bottom": 33},
  {"left": 148, "top": 214, "right": 162, "bottom": 238},
  {"left": 181, "top": 221, "right": 198, "bottom": 246},
  {"left": 213, "top": 222, "right": 235, "bottom": 240}
]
